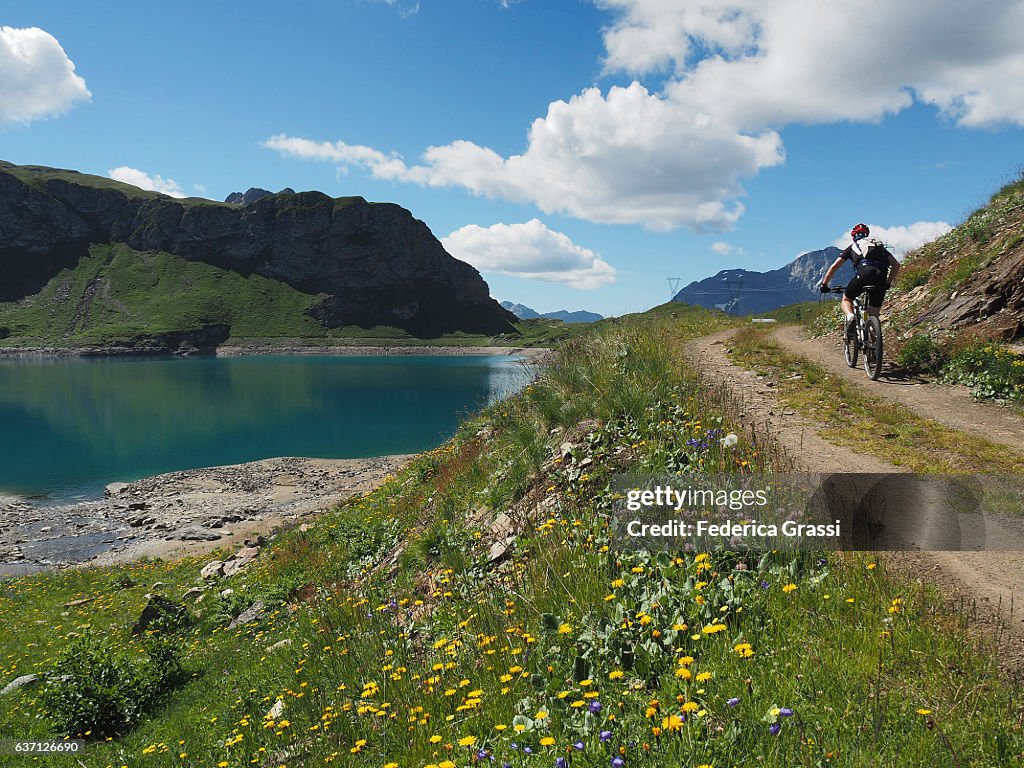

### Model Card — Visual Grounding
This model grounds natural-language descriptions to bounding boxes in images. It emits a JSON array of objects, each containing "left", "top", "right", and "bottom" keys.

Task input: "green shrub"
[
  {"left": 897, "top": 267, "right": 930, "bottom": 290},
  {"left": 942, "top": 341, "right": 1024, "bottom": 401},
  {"left": 39, "top": 632, "right": 186, "bottom": 737},
  {"left": 895, "top": 333, "right": 945, "bottom": 372}
]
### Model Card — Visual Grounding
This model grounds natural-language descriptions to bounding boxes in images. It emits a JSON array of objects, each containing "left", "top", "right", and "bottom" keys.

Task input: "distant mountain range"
[
  {"left": 672, "top": 247, "right": 844, "bottom": 315},
  {"left": 500, "top": 302, "right": 603, "bottom": 324}
]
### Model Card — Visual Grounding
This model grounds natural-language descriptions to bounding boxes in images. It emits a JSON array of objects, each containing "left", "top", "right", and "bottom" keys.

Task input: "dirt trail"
[
  {"left": 683, "top": 328, "right": 1024, "bottom": 674},
  {"left": 773, "top": 324, "right": 1024, "bottom": 451}
]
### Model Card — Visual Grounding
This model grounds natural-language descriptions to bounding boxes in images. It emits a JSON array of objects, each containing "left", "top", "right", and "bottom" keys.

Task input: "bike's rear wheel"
[
  {"left": 844, "top": 319, "right": 858, "bottom": 368},
  {"left": 863, "top": 315, "right": 883, "bottom": 380}
]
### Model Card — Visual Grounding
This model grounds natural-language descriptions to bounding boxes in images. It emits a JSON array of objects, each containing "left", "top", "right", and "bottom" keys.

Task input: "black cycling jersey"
[
  {"left": 839, "top": 238, "right": 894, "bottom": 308},
  {"left": 839, "top": 238, "right": 892, "bottom": 271}
]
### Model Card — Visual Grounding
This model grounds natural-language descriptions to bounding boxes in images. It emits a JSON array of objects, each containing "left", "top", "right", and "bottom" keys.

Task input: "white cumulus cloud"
[
  {"left": 108, "top": 166, "right": 186, "bottom": 198},
  {"left": 265, "top": 1, "right": 1024, "bottom": 231},
  {"left": 442, "top": 219, "right": 617, "bottom": 289},
  {"left": 264, "top": 83, "right": 783, "bottom": 233},
  {"left": 831, "top": 221, "right": 953, "bottom": 257},
  {"left": 0, "top": 26, "right": 90, "bottom": 126},
  {"left": 601, "top": 0, "right": 1024, "bottom": 130}
]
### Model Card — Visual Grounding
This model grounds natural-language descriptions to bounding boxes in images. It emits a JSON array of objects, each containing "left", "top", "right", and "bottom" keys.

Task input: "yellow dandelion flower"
[{"left": 661, "top": 714, "right": 684, "bottom": 731}]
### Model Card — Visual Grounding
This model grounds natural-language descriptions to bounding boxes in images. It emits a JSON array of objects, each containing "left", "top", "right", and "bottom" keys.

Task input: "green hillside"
[
  {"left": 1, "top": 306, "right": 1019, "bottom": 766},
  {"left": 0, "top": 243, "right": 569, "bottom": 348},
  {"left": 0, "top": 244, "right": 324, "bottom": 344}
]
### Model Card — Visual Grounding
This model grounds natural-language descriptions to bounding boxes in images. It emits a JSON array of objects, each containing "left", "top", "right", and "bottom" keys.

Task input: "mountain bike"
[{"left": 829, "top": 286, "right": 884, "bottom": 380}]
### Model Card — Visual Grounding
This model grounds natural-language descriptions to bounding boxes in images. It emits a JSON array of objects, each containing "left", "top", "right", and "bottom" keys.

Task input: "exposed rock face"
[
  {"left": 0, "top": 162, "right": 515, "bottom": 337},
  {"left": 673, "top": 248, "right": 842, "bottom": 315},
  {"left": 224, "top": 187, "right": 295, "bottom": 205}
]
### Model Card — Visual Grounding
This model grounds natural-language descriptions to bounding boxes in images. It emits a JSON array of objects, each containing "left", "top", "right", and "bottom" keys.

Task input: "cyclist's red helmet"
[{"left": 851, "top": 223, "right": 870, "bottom": 241}]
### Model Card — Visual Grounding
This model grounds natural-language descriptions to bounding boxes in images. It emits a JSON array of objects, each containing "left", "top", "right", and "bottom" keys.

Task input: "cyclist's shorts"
[{"left": 844, "top": 264, "right": 887, "bottom": 308}]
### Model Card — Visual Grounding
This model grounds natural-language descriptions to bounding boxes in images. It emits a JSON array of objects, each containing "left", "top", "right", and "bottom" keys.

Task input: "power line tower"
[
  {"left": 667, "top": 277, "right": 683, "bottom": 300},
  {"left": 724, "top": 274, "right": 744, "bottom": 314}
]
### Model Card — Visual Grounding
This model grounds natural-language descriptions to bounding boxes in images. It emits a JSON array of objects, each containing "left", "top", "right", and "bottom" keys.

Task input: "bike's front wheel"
[
  {"left": 863, "top": 315, "right": 883, "bottom": 380},
  {"left": 844, "top": 319, "right": 859, "bottom": 368}
]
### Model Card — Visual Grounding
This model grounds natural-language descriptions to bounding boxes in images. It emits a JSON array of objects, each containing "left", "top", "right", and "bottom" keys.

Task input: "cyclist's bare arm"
[
  {"left": 886, "top": 252, "right": 900, "bottom": 286},
  {"left": 820, "top": 256, "right": 845, "bottom": 287}
]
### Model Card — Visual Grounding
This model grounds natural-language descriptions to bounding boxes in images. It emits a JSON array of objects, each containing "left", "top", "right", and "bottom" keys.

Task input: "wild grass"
[{"left": 0, "top": 308, "right": 1021, "bottom": 766}]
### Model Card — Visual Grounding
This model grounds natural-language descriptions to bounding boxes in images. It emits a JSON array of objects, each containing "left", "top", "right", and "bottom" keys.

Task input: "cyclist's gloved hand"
[{"left": 818, "top": 283, "right": 830, "bottom": 293}]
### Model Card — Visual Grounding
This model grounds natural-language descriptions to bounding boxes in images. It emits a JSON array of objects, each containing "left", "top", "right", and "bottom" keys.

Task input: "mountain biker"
[{"left": 818, "top": 223, "right": 900, "bottom": 331}]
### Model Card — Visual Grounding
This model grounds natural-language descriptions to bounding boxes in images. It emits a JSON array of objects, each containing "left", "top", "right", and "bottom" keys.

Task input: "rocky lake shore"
[{"left": 0, "top": 455, "right": 411, "bottom": 577}]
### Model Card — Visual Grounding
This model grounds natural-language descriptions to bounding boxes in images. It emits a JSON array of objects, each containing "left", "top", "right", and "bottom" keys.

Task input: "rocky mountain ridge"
[
  {"left": 500, "top": 301, "right": 603, "bottom": 324},
  {"left": 672, "top": 247, "right": 842, "bottom": 315},
  {"left": 224, "top": 187, "right": 296, "bottom": 206},
  {"left": 0, "top": 161, "right": 515, "bottom": 342}
]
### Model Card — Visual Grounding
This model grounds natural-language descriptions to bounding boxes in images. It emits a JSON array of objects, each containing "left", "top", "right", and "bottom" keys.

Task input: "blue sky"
[{"left": 3, "top": 1, "right": 1024, "bottom": 316}]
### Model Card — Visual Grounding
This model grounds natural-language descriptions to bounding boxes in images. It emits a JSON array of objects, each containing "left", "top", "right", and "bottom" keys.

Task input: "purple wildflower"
[
  {"left": 589, "top": 700, "right": 603, "bottom": 713},
  {"left": 556, "top": 758, "right": 568, "bottom": 768},
  {"left": 726, "top": 697, "right": 740, "bottom": 707},
  {"left": 525, "top": 747, "right": 534, "bottom": 755},
  {"left": 769, "top": 723, "right": 781, "bottom": 736},
  {"left": 573, "top": 742, "right": 585, "bottom": 751},
  {"left": 599, "top": 730, "right": 613, "bottom": 743},
  {"left": 760, "top": 579, "right": 770, "bottom": 589},
  {"left": 779, "top": 707, "right": 794, "bottom": 717},
  {"left": 611, "top": 758, "right": 625, "bottom": 768}
]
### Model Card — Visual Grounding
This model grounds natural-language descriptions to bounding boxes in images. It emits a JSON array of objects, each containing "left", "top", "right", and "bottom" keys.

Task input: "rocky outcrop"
[
  {"left": 904, "top": 247, "right": 1024, "bottom": 338},
  {"left": 0, "top": 161, "right": 516, "bottom": 337},
  {"left": 224, "top": 187, "right": 295, "bottom": 205},
  {"left": 673, "top": 247, "right": 841, "bottom": 315}
]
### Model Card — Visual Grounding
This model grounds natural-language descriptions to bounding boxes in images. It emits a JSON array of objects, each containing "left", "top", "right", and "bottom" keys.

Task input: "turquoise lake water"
[{"left": 0, "top": 354, "right": 531, "bottom": 501}]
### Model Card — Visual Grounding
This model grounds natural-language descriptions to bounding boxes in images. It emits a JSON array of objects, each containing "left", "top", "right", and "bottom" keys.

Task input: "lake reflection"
[{"left": 0, "top": 355, "right": 531, "bottom": 500}]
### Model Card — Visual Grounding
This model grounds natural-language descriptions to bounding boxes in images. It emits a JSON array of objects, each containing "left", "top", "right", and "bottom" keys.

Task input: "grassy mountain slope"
[
  {"left": 888, "top": 171, "right": 1024, "bottom": 343},
  {"left": 0, "top": 243, "right": 324, "bottom": 344},
  {"left": 0, "top": 242, "right": 568, "bottom": 348},
  {"left": 0, "top": 161, "right": 518, "bottom": 344},
  {"left": 1, "top": 305, "right": 1020, "bottom": 767}
]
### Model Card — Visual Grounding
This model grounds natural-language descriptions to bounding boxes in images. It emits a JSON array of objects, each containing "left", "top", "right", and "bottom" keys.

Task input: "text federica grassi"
[{"left": 625, "top": 519, "right": 842, "bottom": 539}]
